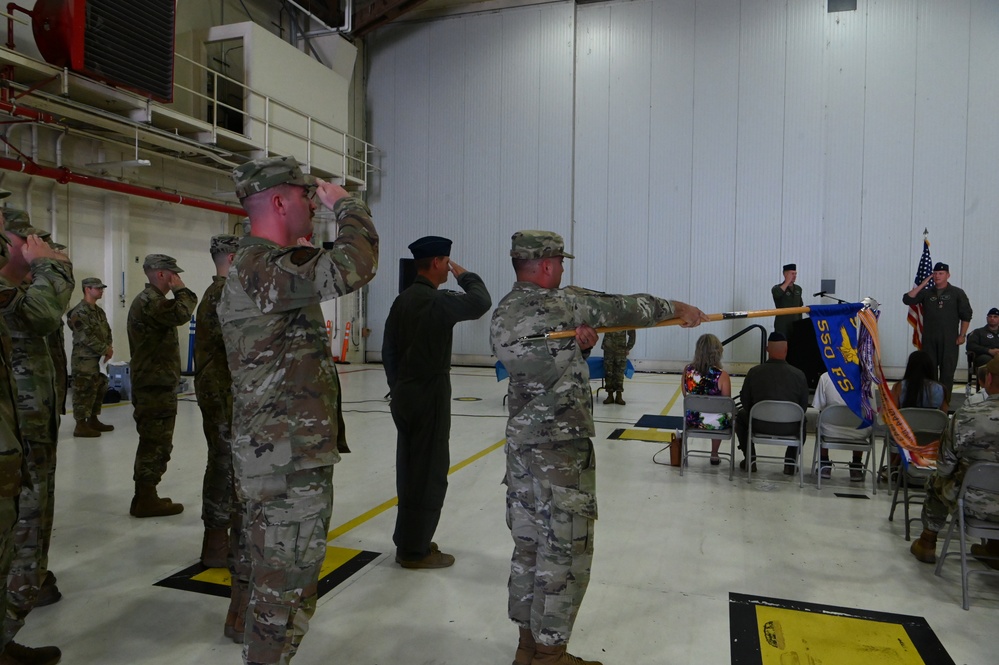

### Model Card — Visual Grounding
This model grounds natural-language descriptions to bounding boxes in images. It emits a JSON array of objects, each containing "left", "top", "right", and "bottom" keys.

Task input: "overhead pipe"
[{"left": 0, "top": 156, "right": 246, "bottom": 216}]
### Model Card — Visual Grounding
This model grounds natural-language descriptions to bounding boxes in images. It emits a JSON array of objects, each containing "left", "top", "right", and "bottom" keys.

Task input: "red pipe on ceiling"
[
  {"left": 0, "top": 101, "right": 244, "bottom": 216},
  {"left": 0, "top": 156, "right": 245, "bottom": 216}
]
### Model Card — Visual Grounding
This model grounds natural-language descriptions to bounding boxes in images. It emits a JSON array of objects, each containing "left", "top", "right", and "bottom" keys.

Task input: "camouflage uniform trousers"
[
  {"left": 71, "top": 369, "right": 108, "bottom": 421},
  {"left": 198, "top": 390, "right": 235, "bottom": 530},
  {"left": 921, "top": 465, "right": 999, "bottom": 532},
  {"left": 3, "top": 440, "right": 55, "bottom": 639},
  {"left": 237, "top": 465, "right": 333, "bottom": 665},
  {"left": 506, "top": 437, "right": 597, "bottom": 646},
  {"left": 131, "top": 386, "right": 178, "bottom": 485},
  {"left": 603, "top": 352, "right": 628, "bottom": 393},
  {"left": 0, "top": 496, "right": 17, "bottom": 649}
]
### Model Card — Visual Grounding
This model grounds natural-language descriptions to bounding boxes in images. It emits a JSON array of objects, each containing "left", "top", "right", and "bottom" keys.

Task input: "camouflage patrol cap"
[
  {"left": 210, "top": 234, "right": 241, "bottom": 256},
  {"left": 142, "top": 253, "right": 184, "bottom": 273},
  {"left": 231, "top": 156, "right": 315, "bottom": 200},
  {"left": 82, "top": 277, "right": 107, "bottom": 289},
  {"left": 2, "top": 208, "right": 48, "bottom": 238},
  {"left": 0, "top": 188, "right": 10, "bottom": 200},
  {"left": 510, "top": 230, "right": 575, "bottom": 260}
]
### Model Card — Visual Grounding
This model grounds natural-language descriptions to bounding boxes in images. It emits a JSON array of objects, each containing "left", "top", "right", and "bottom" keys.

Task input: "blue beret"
[
  {"left": 932, "top": 262, "right": 949, "bottom": 272},
  {"left": 409, "top": 236, "right": 452, "bottom": 260}
]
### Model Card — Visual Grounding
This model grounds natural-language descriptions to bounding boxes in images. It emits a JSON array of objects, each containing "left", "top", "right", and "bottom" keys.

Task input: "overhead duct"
[{"left": 26, "top": 0, "right": 176, "bottom": 103}]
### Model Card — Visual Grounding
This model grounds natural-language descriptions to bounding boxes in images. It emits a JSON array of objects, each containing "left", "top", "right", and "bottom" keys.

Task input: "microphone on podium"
[{"left": 812, "top": 291, "right": 826, "bottom": 298}]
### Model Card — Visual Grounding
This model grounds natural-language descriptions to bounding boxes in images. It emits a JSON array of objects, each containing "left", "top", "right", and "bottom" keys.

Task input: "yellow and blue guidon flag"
[{"left": 809, "top": 303, "right": 869, "bottom": 426}]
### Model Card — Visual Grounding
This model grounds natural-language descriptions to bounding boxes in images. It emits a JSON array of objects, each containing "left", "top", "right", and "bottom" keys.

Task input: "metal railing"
[{"left": 174, "top": 52, "right": 378, "bottom": 187}]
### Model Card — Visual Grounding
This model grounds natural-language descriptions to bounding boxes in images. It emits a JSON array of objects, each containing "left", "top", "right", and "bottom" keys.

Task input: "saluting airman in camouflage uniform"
[
  {"left": 219, "top": 156, "right": 378, "bottom": 664},
  {"left": 0, "top": 208, "right": 73, "bottom": 661},
  {"left": 127, "top": 254, "right": 197, "bottom": 518},
  {"left": 910, "top": 355, "right": 999, "bottom": 565},
  {"left": 600, "top": 330, "right": 635, "bottom": 405},
  {"left": 491, "top": 230, "right": 706, "bottom": 665},
  {"left": 67, "top": 277, "right": 114, "bottom": 437},
  {"left": 194, "top": 235, "right": 240, "bottom": 572}
]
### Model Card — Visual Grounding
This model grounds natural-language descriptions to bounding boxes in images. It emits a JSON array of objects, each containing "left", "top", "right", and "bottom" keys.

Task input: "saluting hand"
[
  {"left": 448, "top": 260, "right": 467, "bottom": 278},
  {"left": 314, "top": 178, "right": 350, "bottom": 209}
]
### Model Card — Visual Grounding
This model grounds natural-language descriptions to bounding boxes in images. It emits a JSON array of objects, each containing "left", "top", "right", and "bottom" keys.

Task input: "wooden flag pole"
[{"left": 519, "top": 306, "right": 814, "bottom": 341}]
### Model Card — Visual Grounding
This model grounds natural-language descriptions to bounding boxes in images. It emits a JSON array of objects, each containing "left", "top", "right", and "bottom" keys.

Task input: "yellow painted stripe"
[
  {"left": 660, "top": 384, "right": 683, "bottom": 416},
  {"left": 326, "top": 438, "right": 506, "bottom": 541}
]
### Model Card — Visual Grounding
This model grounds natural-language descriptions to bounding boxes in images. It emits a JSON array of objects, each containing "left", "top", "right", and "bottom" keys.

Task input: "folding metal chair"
[
  {"left": 746, "top": 400, "right": 806, "bottom": 487},
  {"left": 934, "top": 461, "right": 999, "bottom": 610},
  {"left": 680, "top": 394, "right": 735, "bottom": 480},
  {"left": 888, "top": 444, "right": 934, "bottom": 541},
  {"left": 878, "top": 407, "right": 948, "bottom": 493},
  {"left": 813, "top": 404, "right": 876, "bottom": 493}
]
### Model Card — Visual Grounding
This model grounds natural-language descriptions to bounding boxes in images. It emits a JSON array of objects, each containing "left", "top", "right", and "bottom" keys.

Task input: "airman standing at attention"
[
  {"left": 67, "top": 277, "right": 114, "bottom": 438},
  {"left": 127, "top": 254, "right": 197, "bottom": 518},
  {"left": 0, "top": 201, "right": 72, "bottom": 665},
  {"left": 195, "top": 234, "right": 241, "bottom": 571},
  {"left": 219, "top": 156, "right": 378, "bottom": 663}
]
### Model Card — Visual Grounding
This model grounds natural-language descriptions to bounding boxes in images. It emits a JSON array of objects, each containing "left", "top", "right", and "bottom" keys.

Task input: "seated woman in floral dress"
[{"left": 682, "top": 333, "right": 732, "bottom": 465}]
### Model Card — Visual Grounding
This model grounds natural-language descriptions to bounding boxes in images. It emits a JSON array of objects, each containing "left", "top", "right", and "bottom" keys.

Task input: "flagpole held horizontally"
[{"left": 517, "top": 305, "right": 815, "bottom": 341}]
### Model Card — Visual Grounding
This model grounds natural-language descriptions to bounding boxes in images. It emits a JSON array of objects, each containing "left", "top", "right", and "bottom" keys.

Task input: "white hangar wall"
[{"left": 364, "top": 0, "right": 999, "bottom": 375}]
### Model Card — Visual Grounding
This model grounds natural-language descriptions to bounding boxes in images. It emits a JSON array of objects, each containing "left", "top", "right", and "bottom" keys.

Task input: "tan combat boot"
[
  {"left": 615, "top": 391, "right": 626, "bottom": 405},
  {"left": 224, "top": 583, "right": 248, "bottom": 643},
  {"left": 88, "top": 416, "right": 114, "bottom": 432},
  {"left": 513, "top": 627, "right": 536, "bottom": 665},
  {"left": 531, "top": 644, "right": 603, "bottom": 665},
  {"left": 909, "top": 529, "right": 937, "bottom": 564},
  {"left": 73, "top": 419, "right": 100, "bottom": 438},
  {"left": 201, "top": 528, "right": 229, "bottom": 568},
  {"left": 130, "top": 483, "right": 184, "bottom": 518},
  {"left": 0, "top": 641, "right": 62, "bottom": 665},
  {"left": 602, "top": 392, "right": 614, "bottom": 404}
]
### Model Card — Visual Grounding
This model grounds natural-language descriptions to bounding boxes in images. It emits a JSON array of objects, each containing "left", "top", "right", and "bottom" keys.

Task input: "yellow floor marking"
[
  {"left": 326, "top": 439, "right": 506, "bottom": 541},
  {"left": 615, "top": 430, "right": 674, "bottom": 443},
  {"left": 756, "top": 606, "right": 925, "bottom": 665},
  {"left": 661, "top": 385, "right": 683, "bottom": 416}
]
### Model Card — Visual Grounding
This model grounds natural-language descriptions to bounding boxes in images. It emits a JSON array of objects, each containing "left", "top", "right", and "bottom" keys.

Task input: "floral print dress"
[{"left": 683, "top": 364, "right": 731, "bottom": 430}]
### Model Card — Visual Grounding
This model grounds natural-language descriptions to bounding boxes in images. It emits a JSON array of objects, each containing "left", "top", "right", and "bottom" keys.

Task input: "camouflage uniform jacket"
[
  {"left": 127, "top": 283, "right": 197, "bottom": 390},
  {"left": 491, "top": 283, "right": 675, "bottom": 444},
  {"left": 218, "top": 196, "right": 378, "bottom": 479},
  {"left": 194, "top": 276, "right": 231, "bottom": 397},
  {"left": 0, "top": 258, "right": 75, "bottom": 444},
  {"left": 932, "top": 393, "right": 999, "bottom": 514},
  {"left": 67, "top": 299, "right": 112, "bottom": 373},
  {"left": 600, "top": 330, "right": 635, "bottom": 354}
]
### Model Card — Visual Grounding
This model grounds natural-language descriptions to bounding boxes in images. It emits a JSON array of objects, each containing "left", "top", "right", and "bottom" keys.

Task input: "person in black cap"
[
  {"left": 903, "top": 261, "right": 972, "bottom": 396},
  {"left": 734, "top": 331, "right": 810, "bottom": 474},
  {"left": 967, "top": 307, "right": 999, "bottom": 371},
  {"left": 382, "top": 236, "right": 491, "bottom": 568},
  {"left": 771, "top": 263, "right": 803, "bottom": 339}
]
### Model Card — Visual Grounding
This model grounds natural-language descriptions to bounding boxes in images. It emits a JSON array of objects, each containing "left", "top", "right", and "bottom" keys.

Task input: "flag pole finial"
[{"left": 923, "top": 228, "right": 929, "bottom": 237}]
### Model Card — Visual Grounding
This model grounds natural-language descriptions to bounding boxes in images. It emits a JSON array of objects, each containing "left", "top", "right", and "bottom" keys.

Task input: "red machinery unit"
[{"left": 30, "top": 0, "right": 176, "bottom": 103}]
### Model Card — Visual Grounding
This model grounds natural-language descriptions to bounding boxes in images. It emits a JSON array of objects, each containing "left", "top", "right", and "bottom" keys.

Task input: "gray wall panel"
[{"left": 366, "top": 0, "right": 999, "bottom": 373}]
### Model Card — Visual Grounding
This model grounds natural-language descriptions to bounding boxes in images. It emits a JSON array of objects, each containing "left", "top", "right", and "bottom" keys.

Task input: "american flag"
[{"left": 907, "top": 236, "right": 934, "bottom": 349}]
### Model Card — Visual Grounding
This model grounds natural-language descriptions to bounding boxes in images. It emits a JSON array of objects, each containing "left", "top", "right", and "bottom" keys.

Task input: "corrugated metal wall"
[{"left": 365, "top": 0, "right": 999, "bottom": 372}]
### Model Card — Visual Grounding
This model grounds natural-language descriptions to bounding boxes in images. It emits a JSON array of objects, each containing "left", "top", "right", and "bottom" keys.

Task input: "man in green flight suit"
[{"left": 383, "top": 236, "right": 491, "bottom": 569}]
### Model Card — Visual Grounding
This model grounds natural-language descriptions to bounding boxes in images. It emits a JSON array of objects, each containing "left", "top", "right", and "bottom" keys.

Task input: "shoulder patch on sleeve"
[{"left": 287, "top": 247, "right": 320, "bottom": 266}]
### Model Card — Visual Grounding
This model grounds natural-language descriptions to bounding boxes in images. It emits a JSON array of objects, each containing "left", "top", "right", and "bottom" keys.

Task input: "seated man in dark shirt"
[{"left": 735, "top": 331, "right": 810, "bottom": 474}]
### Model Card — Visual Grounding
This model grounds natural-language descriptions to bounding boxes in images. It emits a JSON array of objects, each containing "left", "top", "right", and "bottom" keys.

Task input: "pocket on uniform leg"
[{"left": 549, "top": 485, "right": 597, "bottom": 556}]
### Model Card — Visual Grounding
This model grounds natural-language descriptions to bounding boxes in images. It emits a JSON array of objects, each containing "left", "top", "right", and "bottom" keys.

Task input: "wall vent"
[{"left": 31, "top": 0, "right": 176, "bottom": 103}]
